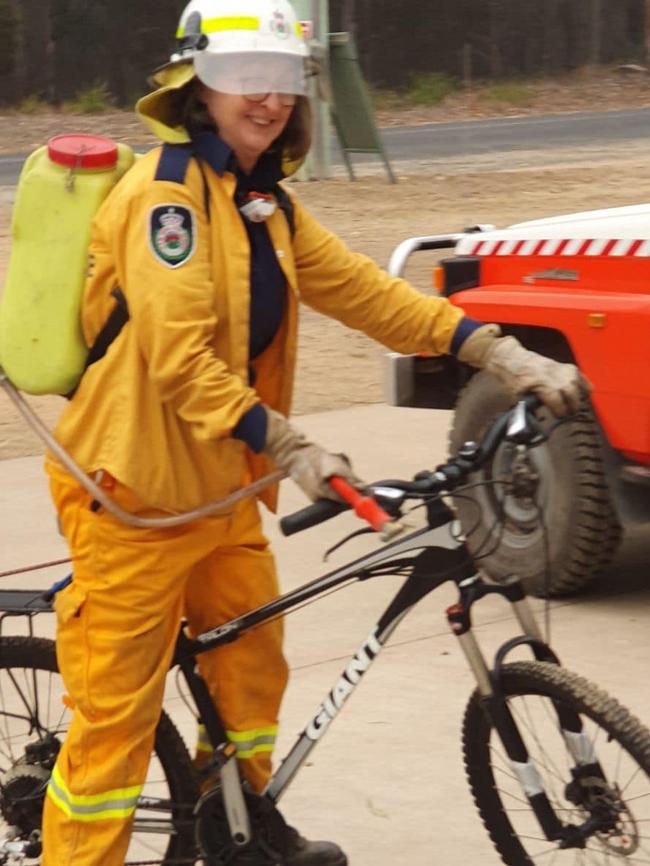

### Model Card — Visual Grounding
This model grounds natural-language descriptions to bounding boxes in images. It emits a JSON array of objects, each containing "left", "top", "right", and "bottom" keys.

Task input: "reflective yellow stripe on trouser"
[
  {"left": 47, "top": 766, "right": 142, "bottom": 822},
  {"left": 228, "top": 725, "right": 277, "bottom": 759},
  {"left": 194, "top": 723, "right": 278, "bottom": 795},
  {"left": 195, "top": 723, "right": 277, "bottom": 761},
  {"left": 196, "top": 722, "right": 214, "bottom": 756}
]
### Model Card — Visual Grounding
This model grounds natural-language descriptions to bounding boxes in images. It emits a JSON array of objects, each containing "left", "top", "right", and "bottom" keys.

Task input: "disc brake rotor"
[{"left": 492, "top": 443, "right": 546, "bottom": 530}]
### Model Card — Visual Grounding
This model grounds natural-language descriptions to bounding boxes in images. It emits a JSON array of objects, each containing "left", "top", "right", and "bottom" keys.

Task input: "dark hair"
[
  {"left": 278, "top": 96, "right": 312, "bottom": 164},
  {"left": 180, "top": 83, "right": 214, "bottom": 135},
  {"left": 180, "top": 81, "right": 312, "bottom": 166}
]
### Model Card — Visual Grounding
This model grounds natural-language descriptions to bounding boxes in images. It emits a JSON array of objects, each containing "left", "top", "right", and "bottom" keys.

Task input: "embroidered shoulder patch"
[{"left": 149, "top": 204, "right": 196, "bottom": 268}]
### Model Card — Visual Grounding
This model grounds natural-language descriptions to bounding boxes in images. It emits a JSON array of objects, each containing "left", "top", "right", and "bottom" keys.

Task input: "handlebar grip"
[{"left": 279, "top": 499, "right": 349, "bottom": 536}]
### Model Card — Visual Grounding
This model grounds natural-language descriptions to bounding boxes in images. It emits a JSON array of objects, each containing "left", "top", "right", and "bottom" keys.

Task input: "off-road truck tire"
[{"left": 449, "top": 372, "right": 621, "bottom": 596}]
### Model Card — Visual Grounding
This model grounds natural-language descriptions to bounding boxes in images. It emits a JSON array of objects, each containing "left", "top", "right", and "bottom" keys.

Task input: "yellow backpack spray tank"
[{"left": 0, "top": 133, "right": 134, "bottom": 395}]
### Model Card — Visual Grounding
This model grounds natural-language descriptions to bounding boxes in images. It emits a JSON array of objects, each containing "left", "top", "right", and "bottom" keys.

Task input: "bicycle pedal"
[{"left": 198, "top": 741, "right": 238, "bottom": 780}]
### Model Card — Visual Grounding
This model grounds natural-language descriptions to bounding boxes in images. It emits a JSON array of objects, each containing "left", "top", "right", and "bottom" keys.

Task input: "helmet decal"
[{"left": 270, "top": 9, "right": 291, "bottom": 39}]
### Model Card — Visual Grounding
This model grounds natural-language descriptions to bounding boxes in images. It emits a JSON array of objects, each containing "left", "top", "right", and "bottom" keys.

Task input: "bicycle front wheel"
[
  {"left": 0, "top": 636, "right": 200, "bottom": 865},
  {"left": 463, "top": 660, "right": 650, "bottom": 865}
]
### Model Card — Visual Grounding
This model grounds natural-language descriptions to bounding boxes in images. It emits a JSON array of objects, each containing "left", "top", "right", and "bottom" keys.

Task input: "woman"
[{"left": 43, "top": 1, "right": 584, "bottom": 864}]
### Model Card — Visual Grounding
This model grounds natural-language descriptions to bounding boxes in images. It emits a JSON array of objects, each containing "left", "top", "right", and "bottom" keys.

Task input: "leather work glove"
[
  {"left": 457, "top": 324, "right": 588, "bottom": 417},
  {"left": 263, "top": 408, "right": 365, "bottom": 502}
]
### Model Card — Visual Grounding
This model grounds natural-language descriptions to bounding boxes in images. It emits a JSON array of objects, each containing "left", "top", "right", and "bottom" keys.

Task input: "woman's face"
[{"left": 199, "top": 86, "right": 294, "bottom": 173}]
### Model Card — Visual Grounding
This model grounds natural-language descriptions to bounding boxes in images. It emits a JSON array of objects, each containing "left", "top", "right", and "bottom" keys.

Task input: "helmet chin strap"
[{"left": 239, "top": 191, "right": 277, "bottom": 223}]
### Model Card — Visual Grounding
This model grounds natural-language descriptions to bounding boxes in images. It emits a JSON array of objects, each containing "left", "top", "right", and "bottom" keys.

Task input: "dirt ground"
[
  {"left": 3, "top": 72, "right": 650, "bottom": 459},
  {"left": 1, "top": 65, "right": 649, "bottom": 152}
]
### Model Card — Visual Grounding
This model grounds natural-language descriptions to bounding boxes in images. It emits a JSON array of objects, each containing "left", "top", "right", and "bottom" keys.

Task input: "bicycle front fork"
[{"left": 448, "top": 574, "right": 610, "bottom": 848}]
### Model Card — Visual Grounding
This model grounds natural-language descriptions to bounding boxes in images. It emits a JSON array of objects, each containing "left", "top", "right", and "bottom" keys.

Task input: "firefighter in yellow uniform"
[{"left": 42, "top": 1, "right": 585, "bottom": 864}]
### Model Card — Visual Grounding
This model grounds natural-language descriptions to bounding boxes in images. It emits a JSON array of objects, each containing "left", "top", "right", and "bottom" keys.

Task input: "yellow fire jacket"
[{"left": 53, "top": 148, "right": 465, "bottom": 513}]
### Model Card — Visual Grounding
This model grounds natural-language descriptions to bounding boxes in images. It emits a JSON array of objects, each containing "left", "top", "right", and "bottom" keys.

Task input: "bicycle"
[{"left": 0, "top": 395, "right": 649, "bottom": 866}]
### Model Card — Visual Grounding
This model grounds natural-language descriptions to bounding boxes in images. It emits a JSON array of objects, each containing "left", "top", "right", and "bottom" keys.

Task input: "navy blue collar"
[
  {"left": 191, "top": 130, "right": 233, "bottom": 176},
  {"left": 190, "top": 130, "right": 285, "bottom": 190}
]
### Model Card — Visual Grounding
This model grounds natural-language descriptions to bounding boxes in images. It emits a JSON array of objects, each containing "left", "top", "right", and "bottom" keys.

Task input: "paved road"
[
  {"left": 360, "top": 105, "right": 650, "bottom": 162},
  {"left": 2, "top": 106, "right": 650, "bottom": 184}
]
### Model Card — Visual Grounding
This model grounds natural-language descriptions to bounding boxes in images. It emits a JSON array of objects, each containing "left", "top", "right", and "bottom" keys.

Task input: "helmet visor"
[{"left": 194, "top": 52, "right": 306, "bottom": 97}]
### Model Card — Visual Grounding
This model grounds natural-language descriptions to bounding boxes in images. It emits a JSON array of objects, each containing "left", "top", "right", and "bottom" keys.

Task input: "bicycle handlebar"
[
  {"left": 279, "top": 479, "right": 404, "bottom": 539},
  {"left": 280, "top": 499, "right": 349, "bottom": 536},
  {"left": 279, "top": 394, "right": 544, "bottom": 538}
]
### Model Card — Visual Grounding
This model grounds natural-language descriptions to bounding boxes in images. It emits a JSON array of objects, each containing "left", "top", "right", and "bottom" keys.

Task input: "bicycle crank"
[
  {"left": 0, "top": 827, "right": 42, "bottom": 863},
  {"left": 0, "top": 735, "right": 60, "bottom": 862},
  {"left": 195, "top": 785, "right": 290, "bottom": 866}
]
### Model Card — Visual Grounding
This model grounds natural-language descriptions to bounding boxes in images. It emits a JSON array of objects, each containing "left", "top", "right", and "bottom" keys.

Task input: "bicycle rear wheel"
[
  {"left": 0, "top": 636, "right": 199, "bottom": 865},
  {"left": 463, "top": 660, "right": 650, "bottom": 865}
]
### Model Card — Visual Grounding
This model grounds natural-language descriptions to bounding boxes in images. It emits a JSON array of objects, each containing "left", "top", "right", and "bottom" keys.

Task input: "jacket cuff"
[
  {"left": 232, "top": 404, "right": 268, "bottom": 453},
  {"left": 450, "top": 317, "right": 485, "bottom": 355}
]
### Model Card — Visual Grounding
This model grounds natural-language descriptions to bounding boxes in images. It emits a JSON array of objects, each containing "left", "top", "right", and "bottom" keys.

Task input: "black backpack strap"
[
  {"left": 195, "top": 158, "right": 211, "bottom": 222},
  {"left": 66, "top": 287, "right": 129, "bottom": 399},
  {"left": 275, "top": 185, "right": 295, "bottom": 237},
  {"left": 84, "top": 287, "right": 129, "bottom": 371}
]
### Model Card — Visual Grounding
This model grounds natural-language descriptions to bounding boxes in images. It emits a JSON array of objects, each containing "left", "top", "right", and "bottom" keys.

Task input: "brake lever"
[
  {"left": 505, "top": 398, "right": 547, "bottom": 447},
  {"left": 368, "top": 485, "right": 408, "bottom": 518}
]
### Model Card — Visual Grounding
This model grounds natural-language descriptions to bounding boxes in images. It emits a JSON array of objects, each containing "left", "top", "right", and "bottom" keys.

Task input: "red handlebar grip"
[{"left": 328, "top": 476, "right": 392, "bottom": 532}]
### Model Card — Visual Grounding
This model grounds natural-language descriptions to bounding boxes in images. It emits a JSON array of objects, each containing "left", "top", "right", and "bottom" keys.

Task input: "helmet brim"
[
  {"left": 194, "top": 51, "right": 306, "bottom": 96},
  {"left": 136, "top": 63, "right": 197, "bottom": 144}
]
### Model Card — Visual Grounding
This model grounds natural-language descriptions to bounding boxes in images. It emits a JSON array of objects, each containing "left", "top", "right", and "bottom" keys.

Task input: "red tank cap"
[{"left": 48, "top": 134, "right": 119, "bottom": 169}]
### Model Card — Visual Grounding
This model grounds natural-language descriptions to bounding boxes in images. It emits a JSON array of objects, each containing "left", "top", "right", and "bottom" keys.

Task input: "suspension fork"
[{"left": 447, "top": 575, "right": 607, "bottom": 845}]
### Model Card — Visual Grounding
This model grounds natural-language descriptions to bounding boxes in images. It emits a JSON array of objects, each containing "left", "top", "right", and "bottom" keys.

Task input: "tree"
[
  {"left": 19, "top": 0, "right": 54, "bottom": 99},
  {"left": 590, "top": 0, "right": 603, "bottom": 64},
  {"left": 2, "top": 0, "right": 648, "bottom": 108},
  {"left": 0, "top": 0, "right": 15, "bottom": 101},
  {"left": 341, "top": 0, "right": 357, "bottom": 36},
  {"left": 5, "top": 0, "right": 24, "bottom": 102}
]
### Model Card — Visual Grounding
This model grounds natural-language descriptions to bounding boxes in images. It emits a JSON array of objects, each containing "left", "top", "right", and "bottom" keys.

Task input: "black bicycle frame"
[
  {"left": 172, "top": 524, "right": 475, "bottom": 803},
  {"left": 171, "top": 515, "right": 599, "bottom": 851}
]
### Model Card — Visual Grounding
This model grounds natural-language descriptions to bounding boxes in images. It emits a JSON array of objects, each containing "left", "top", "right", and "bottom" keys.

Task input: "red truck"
[{"left": 385, "top": 204, "right": 650, "bottom": 596}]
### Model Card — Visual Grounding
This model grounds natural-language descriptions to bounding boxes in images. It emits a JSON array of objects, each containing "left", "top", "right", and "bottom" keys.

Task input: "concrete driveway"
[{"left": 1, "top": 404, "right": 649, "bottom": 864}]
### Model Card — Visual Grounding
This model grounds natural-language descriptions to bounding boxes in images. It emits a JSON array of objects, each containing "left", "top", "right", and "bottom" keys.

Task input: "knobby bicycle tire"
[
  {"left": 463, "top": 660, "right": 650, "bottom": 866},
  {"left": 0, "top": 636, "right": 200, "bottom": 865}
]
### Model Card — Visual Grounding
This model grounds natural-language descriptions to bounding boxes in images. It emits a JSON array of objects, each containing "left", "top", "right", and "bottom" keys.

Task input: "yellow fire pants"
[{"left": 42, "top": 462, "right": 289, "bottom": 866}]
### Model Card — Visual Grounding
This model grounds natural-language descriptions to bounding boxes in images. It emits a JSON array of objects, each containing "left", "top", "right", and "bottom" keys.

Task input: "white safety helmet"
[{"left": 169, "top": 0, "right": 309, "bottom": 98}]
